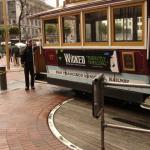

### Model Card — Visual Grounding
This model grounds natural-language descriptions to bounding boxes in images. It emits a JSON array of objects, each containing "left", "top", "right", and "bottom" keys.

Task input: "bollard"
[
  {"left": 92, "top": 73, "right": 104, "bottom": 118},
  {"left": 0, "top": 66, "right": 7, "bottom": 90},
  {"left": 92, "top": 74, "right": 105, "bottom": 150},
  {"left": 92, "top": 74, "right": 150, "bottom": 150}
]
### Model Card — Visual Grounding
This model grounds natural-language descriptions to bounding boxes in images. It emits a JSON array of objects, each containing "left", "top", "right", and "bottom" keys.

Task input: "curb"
[{"left": 48, "top": 99, "right": 83, "bottom": 150}]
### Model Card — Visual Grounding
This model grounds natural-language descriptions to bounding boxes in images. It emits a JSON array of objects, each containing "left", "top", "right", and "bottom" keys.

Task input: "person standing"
[{"left": 21, "top": 40, "right": 35, "bottom": 91}]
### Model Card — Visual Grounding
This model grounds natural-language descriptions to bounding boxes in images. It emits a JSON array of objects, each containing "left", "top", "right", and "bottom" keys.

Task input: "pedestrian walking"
[
  {"left": 9, "top": 46, "right": 13, "bottom": 62},
  {"left": 11, "top": 44, "right": 20, "bottom": 66},
  {"left": 21, "top": 40, "right": 35, "bottom": 91}
]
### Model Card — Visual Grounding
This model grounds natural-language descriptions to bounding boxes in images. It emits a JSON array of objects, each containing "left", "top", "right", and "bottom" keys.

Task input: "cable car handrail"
[{"left": 103, "top": 81, "right": 150, "bottom": 89}]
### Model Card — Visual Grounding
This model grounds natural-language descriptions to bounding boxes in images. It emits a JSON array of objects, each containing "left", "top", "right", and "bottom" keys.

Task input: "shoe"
[
  {"left": 25, "top": 87, "right": 29, "bottom": 91},
  {"left": 31, "top": 86, "right": 35, "bottom": 90}
]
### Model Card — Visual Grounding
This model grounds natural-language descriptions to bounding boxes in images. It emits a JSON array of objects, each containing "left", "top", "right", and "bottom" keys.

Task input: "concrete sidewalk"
[
  {"left": 0, "top": 55, "right": 23, "bottom": 72},
  {"left": 0, "top": 55, "right": 25, "bottom": 93}
]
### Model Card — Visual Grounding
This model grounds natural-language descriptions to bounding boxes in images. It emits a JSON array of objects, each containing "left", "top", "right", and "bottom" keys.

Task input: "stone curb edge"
[{"left": 48, "top": 98, "right": 83, "bottom": 150}]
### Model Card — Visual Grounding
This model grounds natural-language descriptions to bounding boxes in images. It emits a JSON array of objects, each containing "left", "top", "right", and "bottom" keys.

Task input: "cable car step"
[
  {"left": 140, "top": 97, "right": 150, "bottom": 110},
  {"left": 35, "top": 72, "right": 47, "bottom": 81}
]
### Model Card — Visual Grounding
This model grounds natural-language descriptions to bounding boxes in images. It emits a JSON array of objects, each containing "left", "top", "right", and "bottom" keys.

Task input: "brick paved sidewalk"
[
  {"left": 0, "top": 64, "right": 71, "bottom": 150},
  {"left": 0, "top": 85, "right": 71, "bottom": 150}
]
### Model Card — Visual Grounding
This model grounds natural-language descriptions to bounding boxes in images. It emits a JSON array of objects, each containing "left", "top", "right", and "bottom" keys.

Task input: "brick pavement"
[{"left": 0, "top": 59, "right": 71, "bottom": 150}]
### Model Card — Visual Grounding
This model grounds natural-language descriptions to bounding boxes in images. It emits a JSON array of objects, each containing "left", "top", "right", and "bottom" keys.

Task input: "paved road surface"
[{"left": 54, "top": 97, "right": 150, "bottom": 150}]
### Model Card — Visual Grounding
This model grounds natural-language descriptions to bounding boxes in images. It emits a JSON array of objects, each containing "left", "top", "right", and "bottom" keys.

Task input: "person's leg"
[
  {"left": 13, "top": 55, "right": 16, "bottom": 65},
  {"left": 18, "top": 57, "right": 21, "bottom": 66},
  {"left": 16, "top": 57, "right": 18, "bottom": 65},
  {"left": 29, "top": 64, "right": 35, "bottom": 89},
  {"left": 24, "top": 65, "right": 29, "bottom": 90},
  {"left": 17, "top": 57, "right": 20, "bottom": 66}
]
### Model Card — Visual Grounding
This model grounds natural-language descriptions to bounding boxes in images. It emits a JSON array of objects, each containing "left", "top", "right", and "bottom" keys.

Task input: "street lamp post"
[{"left": 2, "top": 0, "right": 10, "bottom": 70}]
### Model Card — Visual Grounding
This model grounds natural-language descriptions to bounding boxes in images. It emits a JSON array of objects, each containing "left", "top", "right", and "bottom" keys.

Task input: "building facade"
[{"left": 0, "top": 0, "right": 52, "bottom": 41}]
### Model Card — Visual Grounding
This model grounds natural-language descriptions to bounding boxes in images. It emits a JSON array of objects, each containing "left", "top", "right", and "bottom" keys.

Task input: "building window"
[
  {"left": 44, "top": 18, "right": 59, "bottom": 45},
  {"left": 30, "top": 19, "right": 33, "bottom": 25},
  {"left": 84, "top": 10, "right": 108, "bottom": 42},
  {"left": 35, "top": 29, "right": 38, "bottom": 36},
  {"left": 27, "top": 19, "right": 30, "bottom": 25},
  {"left": 12, "top": 19, "right": 16, "bottom": 25},
  {"left": 28, "top": 28, "right": 30, "bottom": 34},
  {"left": 113, "top": 5, "right": 143, "bottom": 41},
  {"left": 31, "top": 29, "right": 34, "bottom": 36},
  {"left": 38, "top": 20, "right": 41, "bottom": 26},
  {"left": 35, "top": 19, "right": 38, "bottom": 26},
  {"left": 62, "top": 14, "right": 80, "bottom": 43}
]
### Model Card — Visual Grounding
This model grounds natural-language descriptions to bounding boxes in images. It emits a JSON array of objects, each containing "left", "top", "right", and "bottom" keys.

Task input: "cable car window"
[
  {"left": 84, "top": 10, "right": 108, "bottom": 42},
  {"left": 114, "top": 5, "right": 143, "bottom": 41},
  {"left": 62, "top": 14, "right": 80, "bottom": 43},
  {"left": 44, "top": 18, "right": 59, "bottom": 45}
]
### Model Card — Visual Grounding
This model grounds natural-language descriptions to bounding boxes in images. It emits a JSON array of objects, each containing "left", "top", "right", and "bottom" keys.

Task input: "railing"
[{"left": 92, "top": 74, "right": 150, "bottom": 150}]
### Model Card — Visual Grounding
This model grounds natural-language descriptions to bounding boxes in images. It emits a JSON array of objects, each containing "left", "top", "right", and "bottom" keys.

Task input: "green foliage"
[
  {"left": 98, "top": 22, "right": 107, "bottom": 34},
  {"left": 115, "top": 23, "right": 123, "bottom": 34},
  {"left": 64, "top": 22, "right": 71, "bottom": 35},
  {"left": 45, "top": 24, "right": 57, "bottom": 34},
  {"left": 9, "top": 26, "right": 20, "bottom": 35},
  {"left": 0, "top": 27, "right": 5, "bottom": 36}
]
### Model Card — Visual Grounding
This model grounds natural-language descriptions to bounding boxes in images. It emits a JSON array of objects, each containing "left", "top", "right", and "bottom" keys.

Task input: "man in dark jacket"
[{"left": 21, "top": 40, "right": 35, "bottom": 91}]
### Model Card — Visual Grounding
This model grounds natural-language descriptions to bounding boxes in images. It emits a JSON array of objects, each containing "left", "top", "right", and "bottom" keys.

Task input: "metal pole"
[
  {"left": 104, "top": 81, "right": 150, "bottom": 88},
  {"left": 105, "top": 123, "right": 150, "bottom": 134},
  {"left": 100, "top": 78, "right": 105, "bottom": 150},
  {"left": 101, "top": 108, "right": 105, "bottom": 150},
  {"left": 38, "top": 28, "right": 42, "bottom": 54},
  {"left": 2, "top": 0, "right": 10, "bottom": 70},
  {"left": 30, "top": 18, "right": 36, "bottom": 73},
  {"left": 147, "top": 18, "right": 150, "bottom": 60}
]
